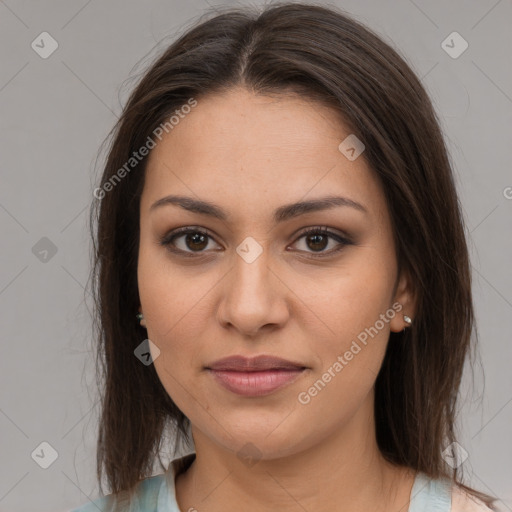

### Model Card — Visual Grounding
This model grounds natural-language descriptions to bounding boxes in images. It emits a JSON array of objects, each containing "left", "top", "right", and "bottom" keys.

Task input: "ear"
[{"left": 389, "top": 268, "right": 416, "bottom": 333}]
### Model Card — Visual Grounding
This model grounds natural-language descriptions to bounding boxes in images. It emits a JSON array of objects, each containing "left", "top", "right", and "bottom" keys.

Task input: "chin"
[{"left": 206, "top": 419, "right": 312, "bottom": 462}]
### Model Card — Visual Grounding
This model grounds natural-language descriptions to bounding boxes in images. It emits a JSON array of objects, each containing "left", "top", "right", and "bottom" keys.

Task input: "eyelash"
[{"left": 159, "top": 226, "right": 353, "bottom": 259}]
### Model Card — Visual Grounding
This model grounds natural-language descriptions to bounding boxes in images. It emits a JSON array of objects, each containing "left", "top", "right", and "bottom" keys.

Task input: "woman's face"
[{"left": 137, "top": 87, "right": 414, "bottom": 460}]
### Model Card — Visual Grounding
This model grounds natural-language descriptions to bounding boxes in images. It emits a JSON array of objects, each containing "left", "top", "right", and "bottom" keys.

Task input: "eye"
[
  {"left": 290, "top": 226, "right": 353, "bottom": 257},
  {"left": 159, "top": 227, "right": 221, "bottom": 257}
]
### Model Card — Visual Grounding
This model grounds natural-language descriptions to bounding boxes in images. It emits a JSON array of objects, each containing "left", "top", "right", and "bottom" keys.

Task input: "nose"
[{"left": 217, "top": 246, "right": 290, "bottom": 337}]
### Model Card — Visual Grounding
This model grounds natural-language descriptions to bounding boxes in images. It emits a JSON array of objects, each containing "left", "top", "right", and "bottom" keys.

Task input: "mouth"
[{"left": 205, "top": 355, "right": 307, "bottom": 397}]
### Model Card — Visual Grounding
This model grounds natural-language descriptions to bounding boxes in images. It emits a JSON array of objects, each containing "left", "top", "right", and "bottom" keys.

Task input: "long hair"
[{"left": 87, "top": 2, "right": 497, "bottom": 508}]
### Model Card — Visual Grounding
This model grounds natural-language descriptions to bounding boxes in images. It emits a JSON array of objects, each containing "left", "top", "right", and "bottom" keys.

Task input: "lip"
[
  {"left": 206, "top": 355, "right": 306, "bottom": 371},
  {"left": 205, "top": 355, "right": 307, "bottom": 397}
]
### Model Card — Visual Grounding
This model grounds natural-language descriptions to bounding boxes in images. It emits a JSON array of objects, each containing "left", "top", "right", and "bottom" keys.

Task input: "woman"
[{"left": 73, "top": 2, "right": 498, "bottom": 511}]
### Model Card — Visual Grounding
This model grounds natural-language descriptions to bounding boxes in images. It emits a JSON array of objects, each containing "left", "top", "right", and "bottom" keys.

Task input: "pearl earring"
[{"left": 403, "top": 315, "right": 412, "bottom": 325}]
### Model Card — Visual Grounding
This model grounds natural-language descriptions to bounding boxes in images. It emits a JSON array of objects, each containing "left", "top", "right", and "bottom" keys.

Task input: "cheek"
[
  {"left": 298, "top": 298, "right": 392, "bottom": 426},
  {"left": 299, "top": 252, "right": 396, "bottom": 390},
  {"left": 137, "top": 247, "right": 212, "bottom": 340},
  {"left": 301, "top": 253, "right": 396, "bottom": 340},
  {"left": 137, "top": 252, "right": 214, "bottom": 402}
]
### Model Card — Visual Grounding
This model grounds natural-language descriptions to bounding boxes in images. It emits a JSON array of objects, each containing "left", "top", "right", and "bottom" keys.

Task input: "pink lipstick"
[{"left": 206, "top": 355, "right": 307, "bottom": 397}]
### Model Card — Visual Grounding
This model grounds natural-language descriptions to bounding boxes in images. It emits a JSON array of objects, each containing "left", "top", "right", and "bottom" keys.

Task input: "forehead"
[
  {"left": 148, "top": 87, "right": 346, "bottom": 164},
  {"left": 141, "top": 87, "right": 387, "bottom": 222}
]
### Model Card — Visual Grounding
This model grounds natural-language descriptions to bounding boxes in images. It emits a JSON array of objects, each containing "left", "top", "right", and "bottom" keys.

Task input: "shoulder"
[
  {"left": 70, "top": 473, "right": 166, "bottom": 512},
  {"left": 410, "top": 472, "right": 496, "bottom": 512},
  {"left": 69, "top": 452, "right": 195, "bottom": 512},
  {"left": 451, "top": 484, "right": 494, "bottom": 512}
]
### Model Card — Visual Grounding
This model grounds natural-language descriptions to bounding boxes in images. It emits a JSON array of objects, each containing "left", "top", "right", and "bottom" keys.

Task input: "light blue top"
[{"left": 71, "top": 453, "right": 454, "bottom": 512}]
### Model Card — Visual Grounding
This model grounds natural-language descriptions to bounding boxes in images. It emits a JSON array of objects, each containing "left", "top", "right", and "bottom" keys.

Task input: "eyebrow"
[{"left": 149, "top": 194, "right": 368, "bottom": 222}]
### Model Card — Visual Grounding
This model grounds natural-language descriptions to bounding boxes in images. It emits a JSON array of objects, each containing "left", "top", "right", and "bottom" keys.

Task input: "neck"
[{"left": 175, "top": 394, "right": 415, "bottom": 512}]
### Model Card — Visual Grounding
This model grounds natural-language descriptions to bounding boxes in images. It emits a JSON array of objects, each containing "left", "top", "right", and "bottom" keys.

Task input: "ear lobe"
[{"left": 390, "top": 269, "right": 416, "bottom": 333}]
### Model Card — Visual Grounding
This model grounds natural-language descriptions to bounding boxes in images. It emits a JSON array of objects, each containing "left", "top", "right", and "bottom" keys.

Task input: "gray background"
[{"left": 0, "top": 1, "right": 511, "bottom": 511}]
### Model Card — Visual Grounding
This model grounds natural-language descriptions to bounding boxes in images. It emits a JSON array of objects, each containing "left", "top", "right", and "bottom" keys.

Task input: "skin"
[{"left": 137, "top": 87, "right": 417, "bottom": 512}]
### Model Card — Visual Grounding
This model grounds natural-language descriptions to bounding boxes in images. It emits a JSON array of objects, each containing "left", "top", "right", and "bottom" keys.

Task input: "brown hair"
[{"left": 87, "top": 1, "right": 497, "bottom": 508}]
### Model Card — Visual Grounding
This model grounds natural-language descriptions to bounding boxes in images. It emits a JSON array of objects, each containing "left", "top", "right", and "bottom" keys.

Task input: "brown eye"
[
  {"left": 291, "top": 226, "right": 353, "bottom": 257},
  {"left": 160, "top": 227, "right": 220, "bottom": 256},
  {"left": 305, "top": 232, "right": 329, "bottom": 252},
  {"left": 183, "top": 232, "right": 208, "bottom": 251}
]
